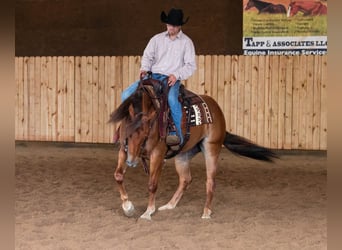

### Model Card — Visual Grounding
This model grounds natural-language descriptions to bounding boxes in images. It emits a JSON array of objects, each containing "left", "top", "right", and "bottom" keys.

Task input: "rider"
[{"left": 121, "top": 8, "right": 197, "bottom": 145}]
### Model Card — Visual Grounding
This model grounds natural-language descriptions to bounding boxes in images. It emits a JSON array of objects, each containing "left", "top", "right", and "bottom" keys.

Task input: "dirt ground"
[{"left": 15, "top": 142, "right": 326, "bottom": 250}]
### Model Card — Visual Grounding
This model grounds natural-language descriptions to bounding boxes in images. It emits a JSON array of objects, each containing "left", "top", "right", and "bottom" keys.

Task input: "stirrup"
[{"left": 166, "top": 135, "right": 180, "bottom": 146}]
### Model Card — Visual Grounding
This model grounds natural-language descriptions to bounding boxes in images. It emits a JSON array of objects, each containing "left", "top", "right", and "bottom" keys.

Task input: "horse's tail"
[{"left": 223, "top": 132, "right": 278, "bottom": 162}]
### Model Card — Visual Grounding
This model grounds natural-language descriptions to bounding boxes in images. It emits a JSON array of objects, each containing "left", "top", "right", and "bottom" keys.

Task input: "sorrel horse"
[
  {"left": 287, "top": 1, "right": 327, "bottom": 17},
  {"left": 109, "top": 77, "right": 277, "bottom": 220},
  {"left": 244, "top": 0, "right": 287, "bottom": 14}
]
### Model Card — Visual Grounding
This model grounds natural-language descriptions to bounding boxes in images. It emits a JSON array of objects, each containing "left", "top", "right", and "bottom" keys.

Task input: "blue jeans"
[{"left": 121, "top": 73, "right": 183, "bottom": 144}]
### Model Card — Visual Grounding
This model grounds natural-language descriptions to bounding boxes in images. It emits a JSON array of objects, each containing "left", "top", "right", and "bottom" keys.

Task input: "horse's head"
[
  {"left": 287, "top": 2, "right": 299, "bottom": 17},
  {"left": 244, "top": 0, "right": 255, "bottom": 10},
  {"left": 125, "top": 100, "right": 157, "bottom": 167},
  {"left": 110, "top": 81, "right": 159, "bottom": 167}
]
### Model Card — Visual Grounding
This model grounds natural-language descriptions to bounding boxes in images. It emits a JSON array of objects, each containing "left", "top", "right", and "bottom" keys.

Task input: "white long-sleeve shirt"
[{"left": 140, "top": 30, "right": 197, "bottom": 81}]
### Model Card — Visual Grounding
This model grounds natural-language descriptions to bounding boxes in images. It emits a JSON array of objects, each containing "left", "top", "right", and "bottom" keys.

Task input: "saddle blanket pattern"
[{"left": 184, "top": 102, "right": 213, "bottom": 126}]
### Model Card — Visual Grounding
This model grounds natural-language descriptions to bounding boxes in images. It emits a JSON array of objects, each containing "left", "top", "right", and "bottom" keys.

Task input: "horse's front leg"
[
  {"left": 114, "top": 147, "right": 135, "bottom": 217},
  {"left": 140, "top": 151, "right": 165, "bottom": 220}
]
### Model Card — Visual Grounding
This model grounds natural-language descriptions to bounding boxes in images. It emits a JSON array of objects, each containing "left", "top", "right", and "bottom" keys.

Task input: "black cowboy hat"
[{"left": 160, "top": 8, "right": 189, "bottom": 26}]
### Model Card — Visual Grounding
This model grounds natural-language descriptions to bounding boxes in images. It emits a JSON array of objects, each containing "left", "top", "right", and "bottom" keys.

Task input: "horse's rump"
[{"left": 288, "top": 1, "right": 327, "bottom": 16}]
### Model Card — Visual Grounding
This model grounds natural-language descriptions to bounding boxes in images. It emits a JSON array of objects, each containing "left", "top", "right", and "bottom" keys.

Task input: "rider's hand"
[
  {"left": 140, "top": 70, "right": 147, "bottom": 79},
  {"left": 168, "top": 74, "right": 177, "bottom": 86}
]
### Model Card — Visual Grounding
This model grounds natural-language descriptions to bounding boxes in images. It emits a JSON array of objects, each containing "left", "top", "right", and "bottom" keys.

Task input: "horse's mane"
[
  {"left": 109, "top": 80, "right": 161, "bottom": 137},
  {"left": 108, "top": 89, "right": 143, "bottom": 124}
]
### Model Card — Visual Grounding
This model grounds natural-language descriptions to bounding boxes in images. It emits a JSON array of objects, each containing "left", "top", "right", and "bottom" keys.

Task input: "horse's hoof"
[
  {"left": 139, "top": 207, "right": 155, "bottom": 220},
  {"left": 122, "top": 200, "right": 135, "bottom": 217},
  {"left": 158, "top": 203, "right": 175, "bottom": 211},
  {"left": 140, "top": 212, "right": 152, "bottom": 220},
  {"left": 201, "top": 214, "right": 211, "bottom": 219},
  {"left": 201, "top": 209, "right": 212, "bottom": 219}
]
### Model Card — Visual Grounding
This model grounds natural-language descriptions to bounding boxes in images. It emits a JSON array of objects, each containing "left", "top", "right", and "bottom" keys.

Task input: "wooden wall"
[{"left": 15, "top": 55, "right": 327, "bottom": 150}]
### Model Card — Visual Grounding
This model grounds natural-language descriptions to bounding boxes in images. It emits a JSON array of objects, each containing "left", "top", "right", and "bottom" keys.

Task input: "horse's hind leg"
[{"left": 158, "top": 150, "right": 197, "bottom": 211}]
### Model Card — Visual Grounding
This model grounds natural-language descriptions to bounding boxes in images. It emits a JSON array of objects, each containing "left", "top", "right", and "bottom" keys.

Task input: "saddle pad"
[
  {"left": 182, "top": 89, "right": 213, "bottom": 126},
  {"left": 184, "top": 103, "right": 212, "bottom": 126},
  {"left": 167, "top": 88, "right": 213, "bottom": 135}
]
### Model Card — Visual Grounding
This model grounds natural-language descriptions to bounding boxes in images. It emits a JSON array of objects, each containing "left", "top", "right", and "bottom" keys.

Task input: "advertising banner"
[{"left": 243, "top": 0, "right": 327, "bottom": 55}]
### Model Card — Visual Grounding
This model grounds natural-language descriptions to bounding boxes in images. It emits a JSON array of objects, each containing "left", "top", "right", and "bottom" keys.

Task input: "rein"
[{"left": 134, "top": 80, "right": 163, "bottom": 174}]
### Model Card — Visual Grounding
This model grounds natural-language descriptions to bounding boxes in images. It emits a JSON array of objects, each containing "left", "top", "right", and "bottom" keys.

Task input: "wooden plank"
[
  {"left": 211, "top": 55, "right": 218, "bottom": 100},
  {"left": 185, "top": 55, "right": 199, "bottom": 93},
  {"left": 252, "top": 56, "right": 269, "bottom": 145},
  {"left": 320, "top": 55, "right": 327, "bottom": 150},
  {"left": 264, "top": 56, "right": 271, "bottom": 148},
  {"left": 122, "top": 56, "right": 130, "bottom": 92},
  {"left": 33, "top": 57, "right": 41, "bottom": 141},
  {"left": 243, "top": 55, "right": 251, "bottom": 139},
  {"left": 92, "top": 56, "right": 99, "bottom": 143},
  {"left": 204, "top": 55, "right": 212, "bottom": 96},
  {"left": 291, "top": 56, "right": 300, "bottom": 149},
  {"left": 236, "top": 55, "right": 245, "bottom": 137},
  {"left": 40, "top": 57, "right": 49, "bottom": 141},
  {"left": 134, "top": 56, "right": 141, "bottom": 81},
  {"left": 60, "top": 56, "right": 67, "bottom": 142},
  {"left": 298, "top": 55, "right": 307, "bottom": 149},
  {"left": 74, "top": 56, "right": 82, "bottom": 142},
  {"left": 79, "top": 56, "right": 92, "bottom": 142},
  {"left": 104, "top": 56, "right": 113, "bottom": 143},
  {"left": 284, "top": 56, "right": 293, "bottom": 149},
  {"left": 48, "top": 57, "right": 58, "bottom": 141},
  {"left": 270, "top": 56, "right": 279, "bottom": 149},
  {"left": 250, "top": 56, "right": 258, "bottom": 143},
  {"left": 217, "top": 55, "right": 225, "bottom": 115},
  {"left": 260, "top": 56, "right": 273, "bottom": 147},
  {"left": 103, "top": 56, "right": 110, "bottom": 142},
  {"left": 22, "top": 57, "right": 30, "bottom": 140},
  {"left": 305, "top": 55, "right": 315, "bottom": 149},
  {"left": 97, "top": 56, "right": 105, "bottom": 143},
  {"left": 128, "top": 56, "right": 136, "bottom": 85},
  {"left": 277, "top": 56, "right": 286, "bottom": 149},
  {"left": 110, "top": 56, "right": 123, "bottom": 140},
  {"left": 57, "top": 56, "right": 64, "bottom": 141},
  {"left": 230, "top": 55, "right": 239, "bottom": 134},
  {"left": 198, "top": 55, "right": 205, "bottom": 95},
  {"left": 82, "top": 56, "right": 93, "bottom": 143},
  {"left": 57, "top": 56, "right": 75, "bottom": 142},
  {"left": 21, "top": 57, "right": 28, "bottom": 140},
  {"left": 192, "top": 55, "right": 199, "bottom": 92},
  {"left": 114, "top": 56, "right": 123, "bottom": 120},
  {"left": 27, "top": 57, "right": 35, "bottom": 140},
  {"left": 223, "top": 55, "right": 232, "bottom": 132},
  {"left": 312, "top": 56, "right": 321, "bottom": 150},
  {"left": 66, "top": 56, "right": 75, "bottom": 141}
]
